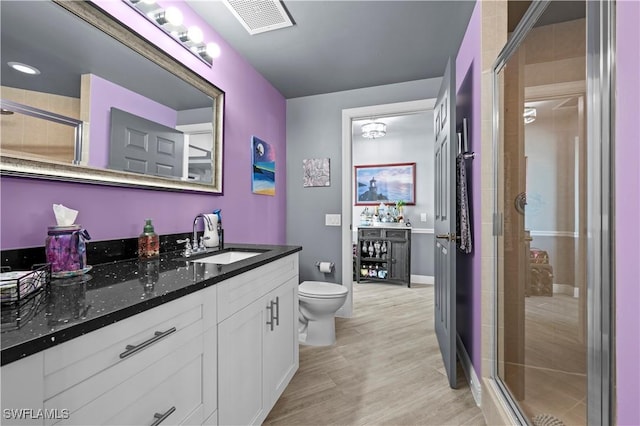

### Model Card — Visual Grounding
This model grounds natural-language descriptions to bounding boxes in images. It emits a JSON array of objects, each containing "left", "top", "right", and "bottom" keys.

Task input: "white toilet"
[{"left": 298, "top": 281, "right": 348, "bottom": 346}]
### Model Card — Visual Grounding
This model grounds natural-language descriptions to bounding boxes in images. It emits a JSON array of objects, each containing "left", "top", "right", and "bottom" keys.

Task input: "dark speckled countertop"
[{"left": 0, "top": 243, "right": 301, "bottom": 366}]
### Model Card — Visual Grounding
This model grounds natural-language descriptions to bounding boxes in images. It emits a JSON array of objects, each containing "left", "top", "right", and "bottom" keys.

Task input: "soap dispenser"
[{"left": 138, "top": 219, "right": 159, "bottom": 259}]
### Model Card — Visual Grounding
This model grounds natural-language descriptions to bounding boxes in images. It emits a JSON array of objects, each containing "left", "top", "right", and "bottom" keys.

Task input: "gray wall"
[{"left": 286, "top": 78, "right": 442, "bottom": 283}]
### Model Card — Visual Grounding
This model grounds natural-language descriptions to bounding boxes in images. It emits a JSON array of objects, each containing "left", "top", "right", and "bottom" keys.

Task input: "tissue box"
[{"left": 45, "top": 225, "right": 89, "bottom": 273}]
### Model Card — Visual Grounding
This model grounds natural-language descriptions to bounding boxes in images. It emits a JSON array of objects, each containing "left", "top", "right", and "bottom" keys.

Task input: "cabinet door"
[
  {"left": 263, "top": 277, "right": 298, "bottom": 409},
  {"left": 1, "top": 353, "right": 44, "bottom": 426},
  {"left": 388, "top": 230, "right": 410, "bottom": 284},
  {"left": 218, "top": 299, "right": 265, "bottom": 426}
]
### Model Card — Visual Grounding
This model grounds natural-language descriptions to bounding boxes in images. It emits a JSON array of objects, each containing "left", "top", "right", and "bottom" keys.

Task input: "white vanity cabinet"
[
  {"left": 1, "top": 251, "right": 300, "bottom": 426},
  {"left": 43, "top": 286, "right": 217, "bottom": 426},
  {"left": 1, "top": 286, "right": 217, "bottom": 426},
  {"left": 217, "top": 254, "right": 299, "bottom": 426}
]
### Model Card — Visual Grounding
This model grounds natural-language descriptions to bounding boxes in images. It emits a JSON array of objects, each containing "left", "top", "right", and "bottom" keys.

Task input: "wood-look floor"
[
  {"left": 264, "top": 283, "right": 485, "bottom": 426},
  {"left": 520, "top": 294, "right": 587, "bottom": 425}
]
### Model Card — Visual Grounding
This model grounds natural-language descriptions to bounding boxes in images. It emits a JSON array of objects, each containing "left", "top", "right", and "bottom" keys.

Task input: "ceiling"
[{"left": 187, "top": 0, "right": 476, "bottom": 99}]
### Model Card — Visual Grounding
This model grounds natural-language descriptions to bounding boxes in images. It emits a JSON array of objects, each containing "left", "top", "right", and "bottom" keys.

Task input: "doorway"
[{"left": 339, "top": 99, "right": 434, "bottom": 317}]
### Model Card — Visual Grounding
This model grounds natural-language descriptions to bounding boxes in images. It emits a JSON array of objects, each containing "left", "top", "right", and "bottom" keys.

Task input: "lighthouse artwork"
[{"left": 354, "top": 162, "right": 416, "bottom": 205}]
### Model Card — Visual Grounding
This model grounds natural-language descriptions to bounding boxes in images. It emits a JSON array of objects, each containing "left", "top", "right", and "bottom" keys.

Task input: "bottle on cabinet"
[{"left": 138, "top": 219, "right": 159, "bottom": 259}]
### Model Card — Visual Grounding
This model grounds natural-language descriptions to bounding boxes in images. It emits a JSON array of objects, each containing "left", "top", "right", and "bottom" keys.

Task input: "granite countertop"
[{"left": 0, "top": 243, "right": 302, "bottom": 366}]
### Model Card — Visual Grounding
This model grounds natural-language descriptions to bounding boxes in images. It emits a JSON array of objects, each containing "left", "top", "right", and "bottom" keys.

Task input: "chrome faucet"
[{"left": 192, "top": 214, "right": 208, "bottom": 254}]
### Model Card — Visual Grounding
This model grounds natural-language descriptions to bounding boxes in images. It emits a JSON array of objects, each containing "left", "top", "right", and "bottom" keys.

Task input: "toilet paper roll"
[{"left": 318, "top": 262, "right": 333, "bottom": 273}]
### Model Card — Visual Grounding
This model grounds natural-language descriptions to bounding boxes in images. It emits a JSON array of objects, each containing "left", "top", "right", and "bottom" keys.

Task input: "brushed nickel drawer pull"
[
  {"left": 119, "top": 327, "right": 177, "bottom": 359},
  {"left": 275, "top": 296, "right": 280, "bottom": 326},
  {"left": 266, "top": 303, "right": 274, "bottom": 331},
  {"left": 151, "top": 406, "right": 175, "bottom": 426}
]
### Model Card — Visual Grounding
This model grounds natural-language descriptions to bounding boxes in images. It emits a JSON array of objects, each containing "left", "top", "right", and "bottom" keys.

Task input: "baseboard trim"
[
  {"left": 456, "top": 333, "right": 481, "bottom": 407},
  {"left": 553, "top": 283, "right": 579, "bottom": 298},
  {"left": 411, "top": 274, "right": 434, "bottom": 285}
]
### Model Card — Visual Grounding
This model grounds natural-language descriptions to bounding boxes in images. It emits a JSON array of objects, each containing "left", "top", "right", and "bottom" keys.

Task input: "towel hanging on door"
[{"left": 456, "top": 153, "right": 472, "bottom": 254}]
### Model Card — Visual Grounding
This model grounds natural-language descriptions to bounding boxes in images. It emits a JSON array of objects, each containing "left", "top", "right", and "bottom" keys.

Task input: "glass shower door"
[{"left": 494, "top": 2, "right": 592, "bottom": 424}]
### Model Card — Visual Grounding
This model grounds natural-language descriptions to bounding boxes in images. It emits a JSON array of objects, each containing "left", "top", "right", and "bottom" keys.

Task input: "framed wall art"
[{"left": 354, "top": 162, "right": 416, "bottom": 205}]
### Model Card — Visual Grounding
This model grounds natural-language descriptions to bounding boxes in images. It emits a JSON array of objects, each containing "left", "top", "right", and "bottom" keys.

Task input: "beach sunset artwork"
[{"left": 252, "top": 136, "right": 275, "bottom": 196}]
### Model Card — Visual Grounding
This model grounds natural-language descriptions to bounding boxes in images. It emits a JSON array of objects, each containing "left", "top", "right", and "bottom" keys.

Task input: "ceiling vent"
[{"left": 222, "top": 0, "right": 294, "bottom": 35}]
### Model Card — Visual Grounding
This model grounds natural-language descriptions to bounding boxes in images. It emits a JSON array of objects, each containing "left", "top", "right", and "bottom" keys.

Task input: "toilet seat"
[{"left": 299, "top": 281, "right": 348, "bottom": 299}]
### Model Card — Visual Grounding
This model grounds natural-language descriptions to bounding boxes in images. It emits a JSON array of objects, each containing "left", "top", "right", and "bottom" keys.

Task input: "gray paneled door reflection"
[{"left": 109, "top": 107, "right": 184, "bottom": 178}]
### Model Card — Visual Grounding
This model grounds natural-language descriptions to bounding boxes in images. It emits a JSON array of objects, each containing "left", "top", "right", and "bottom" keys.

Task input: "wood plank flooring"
[{"left": 264, "top": 283, "right": 485, "bottom": 426}]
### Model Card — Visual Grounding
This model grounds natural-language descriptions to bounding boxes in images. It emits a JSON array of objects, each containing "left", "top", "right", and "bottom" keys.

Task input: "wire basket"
[{"left": 0, "top": 263, "right": 51, "bottom": 305}]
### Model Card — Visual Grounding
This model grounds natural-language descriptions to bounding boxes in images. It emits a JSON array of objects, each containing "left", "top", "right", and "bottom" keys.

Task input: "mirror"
[{"left": 0, "top": 0, "right": 224, "bottom": 193}]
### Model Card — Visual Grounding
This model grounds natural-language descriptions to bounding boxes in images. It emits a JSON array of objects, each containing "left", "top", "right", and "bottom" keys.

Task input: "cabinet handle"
[
  {"left": 119, "top": 327, "right": 177, "bottom": 359},
  {"left": 266, "top": 303, "right": 274, "bottom": 331},
  {"left": 150, "top": 406, "right": 175, "bottom": 426},
  {"left": 275, "top": 296, "right": 280, "bottom": 326}
]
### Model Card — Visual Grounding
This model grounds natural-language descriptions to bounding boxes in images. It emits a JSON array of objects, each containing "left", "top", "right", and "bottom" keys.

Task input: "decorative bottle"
[{"left": 138, "top": 219, "right": 159, "bottom": 259}]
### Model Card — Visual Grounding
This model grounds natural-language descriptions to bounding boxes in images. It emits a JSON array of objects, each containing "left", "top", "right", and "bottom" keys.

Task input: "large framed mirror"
[{"left": 0, "top": 0, "right": 224, "bottom": 193}]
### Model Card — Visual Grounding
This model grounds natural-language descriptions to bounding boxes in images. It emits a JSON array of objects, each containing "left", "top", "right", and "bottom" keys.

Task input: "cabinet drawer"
[
  {"left": 44, "top": 290, "right": 208, "bottom": 400},
  {"left": 384, "top": 229, "right": 409, "bottom": 240},
  {"left": 45, "top": 334, "right": 204, "bottom": 426},
  {"left": 359, "top": 228, "right": 382, "bottom": 238},
  {"left": 217, "top": 254, "right": 298, "bottom": 322}
]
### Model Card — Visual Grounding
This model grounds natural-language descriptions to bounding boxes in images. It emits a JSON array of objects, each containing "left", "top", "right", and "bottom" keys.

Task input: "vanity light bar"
[{"left": 123, "top": 0, "right": 220, "bottom": 67}]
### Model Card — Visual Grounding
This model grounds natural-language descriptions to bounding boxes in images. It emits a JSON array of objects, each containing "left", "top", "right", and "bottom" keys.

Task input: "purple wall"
[
  {"left": 615, "top": 1, "right": 640, "bottom": 424},
  {"left": 88, "top": 74, "right": 178, "bottom": 169},
  {"left": 0, "top": 0, "right": 286, "bottom": 249},
  {"left": 455, "top": 1, "right": 481, "bottom": 374}
]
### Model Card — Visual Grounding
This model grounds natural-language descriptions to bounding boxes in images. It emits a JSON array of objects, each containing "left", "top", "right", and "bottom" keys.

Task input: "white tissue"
[
  {"left": 53, "top": 204, "right": 78, "bottom": 226},
  {"left": 318, "top": 262, "right": 333, "bottom": 273}
]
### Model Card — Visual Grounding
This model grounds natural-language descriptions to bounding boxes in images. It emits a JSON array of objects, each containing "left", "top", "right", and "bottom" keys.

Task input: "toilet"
[{"left": 298, "top": 281, "right": 348, "bottom": 346}]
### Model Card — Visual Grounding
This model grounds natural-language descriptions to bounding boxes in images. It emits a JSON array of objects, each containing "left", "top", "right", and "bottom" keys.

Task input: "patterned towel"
[{"left": 456, "top": 154, "right": 472, "bottom": 254}]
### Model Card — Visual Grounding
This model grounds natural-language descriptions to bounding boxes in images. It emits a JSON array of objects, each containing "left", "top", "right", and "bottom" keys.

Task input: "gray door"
[
  {"left": 109, "top": 107, "right": 184, "bottom": 178},
  {"left": 434, "top": 58, "right": 457, "bottom": 389}
]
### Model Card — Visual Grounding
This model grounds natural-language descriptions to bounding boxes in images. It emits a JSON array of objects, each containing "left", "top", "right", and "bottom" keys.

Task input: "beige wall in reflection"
[{"left": 1, "top": 86, "right": 80, "bottom": 163}]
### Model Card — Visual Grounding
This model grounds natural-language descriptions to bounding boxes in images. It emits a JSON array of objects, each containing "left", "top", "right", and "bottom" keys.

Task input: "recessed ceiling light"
[{"left": 8, "top": 61, "right": 40, "bottom": 75}]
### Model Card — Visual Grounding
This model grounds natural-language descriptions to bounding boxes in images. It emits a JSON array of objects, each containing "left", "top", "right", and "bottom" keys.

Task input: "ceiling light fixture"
[
  {"left": 153, "top": 6, "right": 183, "bottom": 26},
  {"left": 361, "top": 121, "right": 387, "bottom": 139},
  {"left": 523, "top": 106, "right": 537, "bottom": 124},
  {"left": 8, "top": 61, "right": 40, "bottom": 75},
  {"left": 125, "top": 0, "right": 219, "bottom": 67}
]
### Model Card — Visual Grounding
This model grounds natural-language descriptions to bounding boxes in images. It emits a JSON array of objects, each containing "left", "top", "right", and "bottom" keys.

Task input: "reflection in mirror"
[{"left": 0, "top": 0, "right": 224, "bottom": 192}]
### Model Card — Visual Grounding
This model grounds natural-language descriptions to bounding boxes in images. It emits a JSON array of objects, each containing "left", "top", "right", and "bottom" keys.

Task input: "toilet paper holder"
[{"left": 315, "top": 261, "right": 335, "bottom": 272}]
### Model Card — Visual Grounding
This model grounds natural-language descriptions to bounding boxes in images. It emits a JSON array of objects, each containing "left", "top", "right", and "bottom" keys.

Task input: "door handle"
[
  {"left": 274, "top": 296, "right": 280, "bottom": 327},
  {"left": 436, "top": 233, "right": 456, "bottom": 242}
]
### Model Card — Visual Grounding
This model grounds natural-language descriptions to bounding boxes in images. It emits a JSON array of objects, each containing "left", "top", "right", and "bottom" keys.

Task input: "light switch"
[
  {"left": 325, "top": 214, "right": 341, "bottom": 226},
  {"left": 420, "top": 213, "right": 427, "bottom": 222}
]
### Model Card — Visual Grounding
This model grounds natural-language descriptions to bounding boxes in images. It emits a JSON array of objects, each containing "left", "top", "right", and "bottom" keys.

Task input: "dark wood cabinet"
[{"left": 356, "top": 226, "right": 411, "bottom": 287}]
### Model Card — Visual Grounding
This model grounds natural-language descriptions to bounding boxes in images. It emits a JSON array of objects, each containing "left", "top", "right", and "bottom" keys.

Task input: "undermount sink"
[{"left": 189, "top": 250, "right": 262, "bottom": 265}]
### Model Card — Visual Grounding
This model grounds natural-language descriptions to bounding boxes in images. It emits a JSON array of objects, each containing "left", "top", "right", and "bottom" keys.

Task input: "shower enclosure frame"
[{"left": 490, "top": 0, "right": 615, "bottom": 424}]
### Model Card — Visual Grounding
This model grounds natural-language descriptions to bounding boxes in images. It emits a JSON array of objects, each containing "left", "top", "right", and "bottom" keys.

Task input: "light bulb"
[
  {"left": 187, "top": 26, "right": 204, "bottom": 44},
  {"left": 206, "top": 43, "right": 221, "bottom": 59},
  {"left": 165, "top": 7, "right": 183, "bottom": 26}
]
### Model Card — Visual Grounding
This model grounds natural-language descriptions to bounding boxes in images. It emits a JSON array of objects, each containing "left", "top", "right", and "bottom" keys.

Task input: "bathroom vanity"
[
  {"left": 356, "top": 225, "right": 411, "bottom": 287},
  {"left": 0, "top": 244, "right": 301, "bottom": 426}
]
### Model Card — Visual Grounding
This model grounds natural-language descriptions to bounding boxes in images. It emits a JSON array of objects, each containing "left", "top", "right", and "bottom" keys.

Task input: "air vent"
[{"left": 222, "top": 0, "right": 293, "bottom": 35}]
